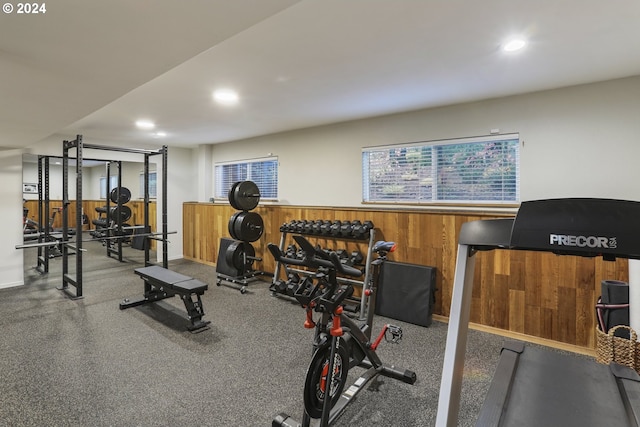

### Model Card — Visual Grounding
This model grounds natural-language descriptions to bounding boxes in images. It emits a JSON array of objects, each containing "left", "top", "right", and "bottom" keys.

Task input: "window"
[
  {"left": 100, "top": 176, "right": 119, "bottom": 199},
  {"left": 139, "top": 172, "right": 157, "bottom": 198},
  {"left": 362, "top": 134, "right": 519, "bottom": 204},
  {"left": 214, "top": 157, "right": 278, "bottom": 201}
]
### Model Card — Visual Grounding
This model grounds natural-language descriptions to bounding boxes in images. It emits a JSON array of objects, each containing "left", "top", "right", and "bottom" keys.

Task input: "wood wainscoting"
[{"left": 183, "top": 202, "right": 628, "bottom": 351}]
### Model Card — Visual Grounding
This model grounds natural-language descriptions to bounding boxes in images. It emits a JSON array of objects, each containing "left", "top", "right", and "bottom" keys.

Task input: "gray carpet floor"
[{"left": 0, "top": 241, "right": 579, "bottom": 426}]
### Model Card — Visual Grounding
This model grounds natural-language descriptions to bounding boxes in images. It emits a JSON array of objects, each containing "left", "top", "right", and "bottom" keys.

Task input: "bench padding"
[
  {"left": 134, "top": 266, "right": 208, "bottom": 293},
  {"left": 135, "top": 265, "right": 190, "bottom": 285}
]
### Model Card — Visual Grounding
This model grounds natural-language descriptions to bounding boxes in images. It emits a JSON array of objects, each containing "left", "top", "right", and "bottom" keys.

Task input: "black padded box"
[
  {"left": 375, "top": 261, "right": 436, "bottom": 327},
  {"left": 216, "top": 237, "right": 241, "bottom": 277},
  {"left": 131, "top": 225, "right": 150, "bottom": 250}
]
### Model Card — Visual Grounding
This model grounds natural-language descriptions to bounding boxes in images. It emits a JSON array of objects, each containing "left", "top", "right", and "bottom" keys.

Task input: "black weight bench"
[{"left": 120, "top": 266, "right": 211, "bottom": 332}]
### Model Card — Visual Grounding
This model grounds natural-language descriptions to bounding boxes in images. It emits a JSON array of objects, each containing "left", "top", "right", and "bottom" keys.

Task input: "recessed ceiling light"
[
  {"left": 502, "top": 38, "right": 526, "bottom": 52},
  {"left": 213, "top": 88, "right": 239, "bottom": 106},
  {"left": 135, "top": 119, "right": 156, "bottom": 129},
  {"left": 153, "top": 132, "right": 167, "bottom": 138}
]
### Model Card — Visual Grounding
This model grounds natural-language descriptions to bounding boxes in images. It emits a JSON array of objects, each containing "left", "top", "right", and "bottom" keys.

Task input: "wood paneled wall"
[
  {"left": 24, "top": 199, "right": 156, "bottom": 235},
  {"left": 184, "top": 202, "right": 629, "bottom": 351}
]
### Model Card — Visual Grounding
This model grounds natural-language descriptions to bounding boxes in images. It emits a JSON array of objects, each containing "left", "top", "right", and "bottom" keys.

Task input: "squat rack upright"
[
  {"left": 34, "top": 154, "right": 113, "bottom": 274},
  {"left": 60, "top": 135, "right": 168, "bottom": 299}
]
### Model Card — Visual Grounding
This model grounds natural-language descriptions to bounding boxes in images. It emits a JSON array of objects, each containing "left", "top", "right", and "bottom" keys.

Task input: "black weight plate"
[
  {"left": 225, "top": 241, "right": 256, "bottom": 270},
  {"left": 228, "top": 211, "right": 242, "bottom": 240},
  {"left": 121, "top": 205, "right": 132, "bottom": 222},
  {"left": 109, "top": 187, "right": 131, "bottom": 204},
  {"left": 231, "top": 180, "right": 261, "bottom": 211},
  {"left": 228, "top": 182, "right": 241, "bottom": 210},
  {"left": 233, "top": 211, "right": 264, "bottom": 242},
  {"left": 109, "top": 205, "right": 132, "bottom": 222}
]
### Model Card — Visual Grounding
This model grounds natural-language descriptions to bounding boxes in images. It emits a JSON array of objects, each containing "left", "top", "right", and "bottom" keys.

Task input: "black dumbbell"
[
  {"left": 362, "top": 220, "right": 374, "bottom": 237},
  {"left": 336, "top": 249, "right": 349, "bottom": 262},
  {"left": 295, "top": 220, "right": 307, "bottom": 234},
  {"left": 275, "top": 280, "right": 288, "bottom": 294},
  {"left": 285, "top": 281, "right": 298, "bottom": 297},
  {"left": 350, "top": 220, "right": 362, "bottom": 237},
  {"left": 285, "top": 244, "right": 297, "bottom": 258},
  {"left": 286, "top": 220, "right": 299, "bottom": 232},
  {"left": 330, "top": 220, "right": 342, "bottom": 236},
  {"left": 285, "top": 273, "right": 300, "bottom": 296},
  {"left": 350, "top": 250, "right": 364, "bottom": 265},
  {"left": 339, "top": 221, "right": 353, "bottom": 237},
  {"left": 304, "top": 221, "right": 315, "bottom": 235},
  {"left": 353, "top": 220, "right": 375, "bottom": 239},
  {"left": 319, "top": 220, "right": 332, "bottom": 235}
]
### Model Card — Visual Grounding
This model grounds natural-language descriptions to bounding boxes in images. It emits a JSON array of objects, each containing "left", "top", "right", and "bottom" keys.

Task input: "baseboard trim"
[
  {"left": 432, "top": 314, "right": 595, "bottom": 357},
  {"left": 183, "top": 255, "right": 216, "bottom": 267},
  {"left": 0, "top": 281, "right": 24, "bottom": 290}
]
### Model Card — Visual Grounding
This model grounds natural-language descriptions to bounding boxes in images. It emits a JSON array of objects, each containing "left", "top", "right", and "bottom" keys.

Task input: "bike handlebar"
[
  {"left": 267, "top": 243, "right": 308, "bottom": 267},
  {"left": 293, "top": 235, "right": 363, "bottom": 278},
  {"left": 269, "top": 236, "right": 397, "bottom": 279},
  {"left": 268, "top": 241, "right": 361, "bottom": 278}
]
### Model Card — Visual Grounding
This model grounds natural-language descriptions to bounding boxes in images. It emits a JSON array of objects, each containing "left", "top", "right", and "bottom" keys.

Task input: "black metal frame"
[
  {"left": 271, "top": 237, "right": 416, "bottom": 427},
  {"left": 98, "top": 160, "right": 128, "bottom": 262},
  {"left": 58, "top": 135, "right": 168, "bottom": 299},
  {"left": 34, "top": 155, "right": 83, "bottom": 273},
  {"left": 36, "top": 155, "right": 51, "bottom": 272}
]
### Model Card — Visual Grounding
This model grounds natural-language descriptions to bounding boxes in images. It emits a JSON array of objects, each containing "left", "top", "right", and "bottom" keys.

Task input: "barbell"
[{"left": 15, "top": 230, "right": 177, "bottom": 250}]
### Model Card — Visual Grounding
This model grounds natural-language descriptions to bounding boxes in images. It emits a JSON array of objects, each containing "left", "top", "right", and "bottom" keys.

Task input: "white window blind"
[
  {"left": 362, "top": 134, "right": 520, "bottom": 204},
  {"left": 214, "top": 157, "right": 278, "bottom": 200}
]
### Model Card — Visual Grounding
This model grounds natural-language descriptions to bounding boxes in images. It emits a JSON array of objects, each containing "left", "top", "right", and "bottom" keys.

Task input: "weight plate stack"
[{"left": 223, "top": 181, "right": 265, "bottom": 283}]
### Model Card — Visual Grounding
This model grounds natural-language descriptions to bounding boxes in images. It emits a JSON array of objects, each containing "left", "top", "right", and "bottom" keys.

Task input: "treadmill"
[{"left": 436, "top": 198, "right": 640, "bottom": 426}]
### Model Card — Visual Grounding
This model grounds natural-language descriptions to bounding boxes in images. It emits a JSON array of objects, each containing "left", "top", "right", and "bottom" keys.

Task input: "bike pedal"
[{"left": 385, "top": 324, "right": 403, "bottom": 344}]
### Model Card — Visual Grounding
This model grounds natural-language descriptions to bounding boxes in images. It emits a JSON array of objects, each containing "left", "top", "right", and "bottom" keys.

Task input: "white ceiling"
[{"left": 3, "top": 0, "right": 640, "bottom": 151}]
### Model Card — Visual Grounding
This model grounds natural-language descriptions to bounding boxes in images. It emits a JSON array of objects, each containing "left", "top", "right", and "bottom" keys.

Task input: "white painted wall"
[
  {"left": 22, "top": 160, "right": 153, "bottom": 202},
  {"left": 2, "top": 150, "right": 27, "bottom": 289},
  {"left": 22, "top": 160, "right": 75, "bottom": 201},
  {"left": 162, "top": 145, "right": 196, "bottom": 260},
  {"left": 197, "top": 144, "right": 214, "bottom": 202},
  {"left": 208, "top": 76, "right": 640, "bottom": 206},
  {"left": 83, "top": 161, "right": 156, "bottom": 201}
]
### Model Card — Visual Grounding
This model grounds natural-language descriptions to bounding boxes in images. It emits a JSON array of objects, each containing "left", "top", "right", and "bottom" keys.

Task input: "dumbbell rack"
[{"left": 271, "top": 228, "right": 377, "bottom": 320}]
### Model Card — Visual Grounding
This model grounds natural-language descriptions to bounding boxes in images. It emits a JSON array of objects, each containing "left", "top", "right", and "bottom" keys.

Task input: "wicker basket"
[{"left": 595, "top": 324, "right": 639, "bottom": 373}]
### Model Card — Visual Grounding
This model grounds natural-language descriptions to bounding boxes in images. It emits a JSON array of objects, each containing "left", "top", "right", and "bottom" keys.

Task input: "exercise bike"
[{"left": 269, "top": 235, "right": 417, "bottom": 427}]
